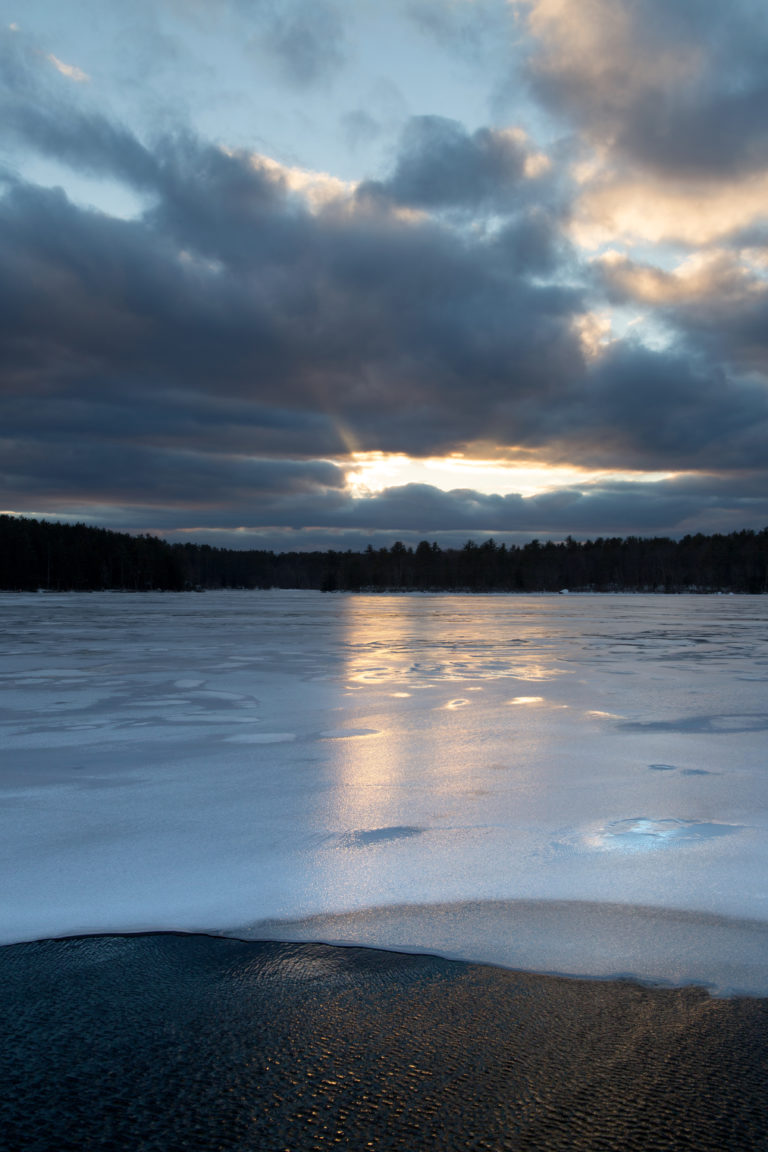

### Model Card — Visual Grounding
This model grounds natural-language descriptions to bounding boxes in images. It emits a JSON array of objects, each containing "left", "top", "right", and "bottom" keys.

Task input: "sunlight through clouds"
[
  {"left": 344, "top": 452, "right": 677, "bottom": 499},
  {"left": 2, "top": 0, "right": 768, "bottom": 544}
]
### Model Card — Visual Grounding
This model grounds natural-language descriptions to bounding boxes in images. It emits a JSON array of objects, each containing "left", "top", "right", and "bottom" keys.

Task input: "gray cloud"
[
  {"left": 2, "top": 17, "right": 768, "bottom": 545},
  {"left": 596, "top": 253, "right": 768, "bottom": 374},
  {"left": 2, "top": 133, "right": 766, "bottom": 495},
  {"left": 12, "top": 472, "right": 768, "bottom": 549},
  {"left": 523, "top": 0, "right": 768, "bottom": 179},
  {"left": 405, "top": 0, "right": 517, "bottom": 67},
  {"left": 0, "top": 129, "right": 586, "bottom": 457},
  {"left": 358, "top": 115, "right": 534, "bottom": 210},
  {"left": 544, "top": 344, "right": 768, "bottom": 472},
  {"left": 341, "top": 110, "right": 382, "bottom": 153},
  {"left": 247, "top": 0, "right": 347, "bottom": 88}
]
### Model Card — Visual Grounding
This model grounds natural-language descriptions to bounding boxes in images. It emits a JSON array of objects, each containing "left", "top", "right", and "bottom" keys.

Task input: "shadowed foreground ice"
[{"left": 2, "top": 590, "right": 767, "bottom": 995}]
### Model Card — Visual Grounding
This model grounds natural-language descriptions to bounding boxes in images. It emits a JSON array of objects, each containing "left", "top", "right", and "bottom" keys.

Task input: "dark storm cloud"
[
  {"left": 358, "top": 116, "right": 533, "bottom": 210},
  {"left": 522, "top": 0, "right": 768, "bottom": 179},
  {"left": 2, "top": 128, "right": 766, "bottom": 495},
  {"left": 0, "top": 115, "right": 586, "bottom": 461}
]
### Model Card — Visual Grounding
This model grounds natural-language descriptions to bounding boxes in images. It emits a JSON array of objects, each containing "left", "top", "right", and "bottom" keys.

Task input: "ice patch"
[
  {"left": 319, "top": 728, "right": 379, "bottom": 739},
  {"left": 590, "top": 817, "right": 742, "bottom": 852},
  {"left": 339, "top": 826, "right": 425, "bottom": 847},
  {"left": 224, "top": 733, "right": 296, "bottom": 744},
  {"left": 620, "top": 713, "right": 768, "bottom": 734}
]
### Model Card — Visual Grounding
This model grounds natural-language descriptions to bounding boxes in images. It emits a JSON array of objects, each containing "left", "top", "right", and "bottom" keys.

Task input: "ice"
[{"left": 1, "top": 589, "right": 768, "bottom": 994}]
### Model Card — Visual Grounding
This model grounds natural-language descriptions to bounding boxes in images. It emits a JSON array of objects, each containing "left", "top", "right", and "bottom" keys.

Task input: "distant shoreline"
[
  {"left": 3, "top": 513, "right": 767, "bottom": 594},
  {"left": 1, "top": 585, "right": 754, "bottom": 595}
]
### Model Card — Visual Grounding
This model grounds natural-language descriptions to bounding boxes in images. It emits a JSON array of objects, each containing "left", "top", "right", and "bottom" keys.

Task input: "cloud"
[
  {"left": 513, "top": 0, "right": 768, "bottom": 260},
  {"left": 1, "top": 436, "right": 345, "bottom": 508},
  {"left": 597, "top": 250, "right": 760, "bottom": 307},
  {"left": 341, "top": 110, "right": 382, "bottom": 153},
  {"left": 358, "top": 115, "right": 547, "bottom": 210},
  {"left": 597, "top": 251, "right": 768, "bottom": 372},
  {"left": 248, "top": 0, "right": 347, "bottom": 88},
  {"left": 11, "top": 469, "right": 768, "bottom": 546},
  {"left": 571, "top": 168, "right": 768, "bottom": 248},
  {"left": 549, "top": 343, "right": 768, "bottom": 472},
  {"left": 0, "top": 158, "right": 584, "bottom": 454},
  {"left": 518, "top": 0, "right": 768, "bottom": 180},
  {"left": 2, "top": 9, "right": 768, "bottom": 546},
  {"left": 1, "top": 128, "right": 765, "bottom": 496},
  {"left": 47, "top": 54, "right": 89, "bottom": 83},
  {"left": 406, "top": 0, "right": 518, "bottom": 67}
]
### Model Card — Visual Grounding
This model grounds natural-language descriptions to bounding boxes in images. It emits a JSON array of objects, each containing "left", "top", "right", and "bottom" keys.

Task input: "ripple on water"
[{"left": 2, "top": 933, "right": 768, "bottom": 1152}]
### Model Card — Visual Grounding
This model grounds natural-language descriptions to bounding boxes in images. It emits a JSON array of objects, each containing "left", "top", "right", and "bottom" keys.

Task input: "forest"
[{"left": 1, "top": 514, "right": 767, "bottom": 594}]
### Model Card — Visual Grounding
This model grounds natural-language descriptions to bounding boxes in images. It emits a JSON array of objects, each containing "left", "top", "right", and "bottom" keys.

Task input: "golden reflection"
[
  {"left": 343, "top": 638, "right": 567, "bottom": 688},
  {"left": 317, "top": 599, "right": 567, "bottom": 842},
  {"left": 513, "top": 665, "right": 568, "bottom": 681}
]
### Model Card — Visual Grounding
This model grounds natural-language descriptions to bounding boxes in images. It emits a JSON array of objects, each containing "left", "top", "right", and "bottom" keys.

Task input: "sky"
[{"left": 1, "top": 0, "right": 768, "bottom": 551}]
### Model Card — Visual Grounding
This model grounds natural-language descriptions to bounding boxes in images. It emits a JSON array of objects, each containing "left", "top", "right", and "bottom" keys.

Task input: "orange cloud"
[
  {"left": 572, "top": 170, "right": 768, "bottom": 247},
  {"left": 47, "top": 53, "right": 89, "bottom": 82}
]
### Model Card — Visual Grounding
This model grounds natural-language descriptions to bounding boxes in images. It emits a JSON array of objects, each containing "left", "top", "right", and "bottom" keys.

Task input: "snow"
[{"left": 2, "top": 589, "right": 767, "bottom": 994}]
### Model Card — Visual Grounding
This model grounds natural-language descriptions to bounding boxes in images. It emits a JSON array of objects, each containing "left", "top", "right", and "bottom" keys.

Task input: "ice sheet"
[{"left": 2, "top": 590, "right": 767, "bottom": 993}]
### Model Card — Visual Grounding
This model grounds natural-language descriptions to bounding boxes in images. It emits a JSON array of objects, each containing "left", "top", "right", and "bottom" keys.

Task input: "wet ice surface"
[{"left": 2, "top": 590, "right": 768, "bottom": 994}]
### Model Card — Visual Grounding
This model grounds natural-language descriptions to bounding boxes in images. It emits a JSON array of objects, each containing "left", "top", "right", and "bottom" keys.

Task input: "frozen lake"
[{"left": 2, "top": 590, "right": 768, "bottom": 994}]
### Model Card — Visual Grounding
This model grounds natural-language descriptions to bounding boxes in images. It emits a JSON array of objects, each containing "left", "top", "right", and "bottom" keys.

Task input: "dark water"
[{"left": 2, "top": 934, "right": 768, "bottom": 1151}]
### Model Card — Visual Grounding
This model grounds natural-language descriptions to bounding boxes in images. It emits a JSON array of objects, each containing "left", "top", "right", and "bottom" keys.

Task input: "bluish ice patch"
[
  {"left": 620, "top": 714, "right": 768, "bottom": 734},
  {"left": 596, "top": 817, "right": 742, "bottom": 852},
  {"left": 340, "top": 826, "right": 425, "bottom": 847},
  {"left": 319, "top": 728, "right": 379, "bottom": 739},
  {"left": 648, "top": 763, "right": 677, "bottom": 771}
]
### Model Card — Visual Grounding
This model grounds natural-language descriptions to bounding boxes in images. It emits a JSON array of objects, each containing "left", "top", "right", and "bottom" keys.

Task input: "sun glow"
[{"left": 344, "top": 452, "right": 675, "bottom": 498}]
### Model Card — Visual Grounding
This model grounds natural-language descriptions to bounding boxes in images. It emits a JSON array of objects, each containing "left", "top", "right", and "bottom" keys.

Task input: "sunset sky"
[{"left": 2, "top": 0, "right": 768, "bottom": 549}]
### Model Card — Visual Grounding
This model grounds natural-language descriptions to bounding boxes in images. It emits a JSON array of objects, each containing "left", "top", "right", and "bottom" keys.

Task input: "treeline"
[
  {"left": 0, "top": 516, "right": 185, "bottom": 592},
  {"left": 2, "top": 514, "right": 768, "bottom": 593}
]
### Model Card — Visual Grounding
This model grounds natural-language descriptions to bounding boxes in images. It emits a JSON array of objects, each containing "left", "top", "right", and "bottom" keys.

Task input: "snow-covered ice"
[{"left": 2, "top": 589, "right": 768, "bottom": 994}]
